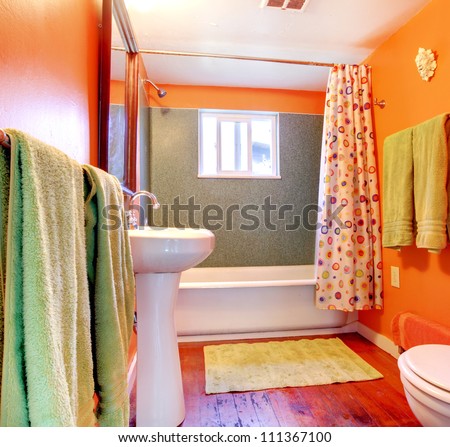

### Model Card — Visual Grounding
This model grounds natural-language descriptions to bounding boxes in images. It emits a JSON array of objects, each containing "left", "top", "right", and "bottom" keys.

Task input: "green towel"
[
  {"left": 83, "top": 165, "right": 135, "bottom": 427},
  {"left": 413, "top": 113, "right": 450, "bottom": 253},
  {"left": 0, "top": 148, "right": 10, "bottom": 406},
  {"left": 0, "top": 130, "right": 96, "bottom": 426},
  {"left": 382, "top": 127, "right": 415, "bottom": 249}
]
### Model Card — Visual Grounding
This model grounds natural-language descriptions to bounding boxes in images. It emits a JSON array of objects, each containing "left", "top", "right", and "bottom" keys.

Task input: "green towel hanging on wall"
[{"left": 0, "top": 130, "right": 96, "bottom": 427}]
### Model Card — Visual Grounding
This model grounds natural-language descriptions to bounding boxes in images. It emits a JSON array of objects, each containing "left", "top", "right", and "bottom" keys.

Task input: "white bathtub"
[{"left": 176, "top": 265, "right": 355, "bottom": 339}]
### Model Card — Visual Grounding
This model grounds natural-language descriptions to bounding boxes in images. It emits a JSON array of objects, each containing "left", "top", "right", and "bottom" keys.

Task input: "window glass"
[
  {"left": 201, "top": 115, "right": 217, "bottom": 174},
  {"left": 199, "top": 110, "right": 279, "bottom": 179}
]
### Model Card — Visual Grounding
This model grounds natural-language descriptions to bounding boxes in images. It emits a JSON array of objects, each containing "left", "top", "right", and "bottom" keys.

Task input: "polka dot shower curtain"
[{"left": 315, "top": 64, "right": 383, "bottom": 312}]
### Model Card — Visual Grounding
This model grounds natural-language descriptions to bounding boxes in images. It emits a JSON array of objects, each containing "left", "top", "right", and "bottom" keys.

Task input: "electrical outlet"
[{"left": 391, "top": 266, "right": 400, "bottom": 288}]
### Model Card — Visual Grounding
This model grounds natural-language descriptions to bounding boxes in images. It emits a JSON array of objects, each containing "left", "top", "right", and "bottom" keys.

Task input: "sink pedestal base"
[{"left": 135, "top": 272, "right": 185, "bottom": 427}]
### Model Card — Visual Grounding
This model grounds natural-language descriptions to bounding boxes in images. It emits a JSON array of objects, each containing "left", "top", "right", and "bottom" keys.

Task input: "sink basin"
[
  {"left": 128, "top": 226, "right": 215, "bottom": 427},
  {"left": 128, "top": 226, "right": 215, "bottom": 273}
]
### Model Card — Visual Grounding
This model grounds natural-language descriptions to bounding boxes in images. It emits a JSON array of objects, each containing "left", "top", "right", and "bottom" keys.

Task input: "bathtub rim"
[
  {"left": 179, "top": 279, "right": 315, "bottom": 289},
  {"left": 179, "top": 264, "right": 316, "bottom": 289}
]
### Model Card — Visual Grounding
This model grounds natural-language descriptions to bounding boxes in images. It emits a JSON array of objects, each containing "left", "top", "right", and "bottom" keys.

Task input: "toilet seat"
[
  {"left": 403, "top": 344, "right": 450, "bottom": 392},
  {"left": 399, "top": 344, "right": 450, "bottom": 405},
  {"left": 398, "top": 344, "right": 450, "bottom": 425}
]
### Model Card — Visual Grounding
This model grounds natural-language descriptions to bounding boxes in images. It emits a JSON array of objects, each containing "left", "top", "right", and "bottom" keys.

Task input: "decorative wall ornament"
[{"left": 415, "top": 48, "right": 437, "bottom": 81}]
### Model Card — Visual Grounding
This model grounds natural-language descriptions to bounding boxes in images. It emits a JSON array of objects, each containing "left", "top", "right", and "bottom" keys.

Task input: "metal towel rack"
[{"left": 0, "top": 129, "right": 11, "bottom": 149}]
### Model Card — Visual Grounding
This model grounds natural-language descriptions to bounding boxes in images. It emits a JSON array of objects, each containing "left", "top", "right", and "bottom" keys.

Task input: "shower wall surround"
[{"left": 145, "top": 108, "right": 323, "bottom": 267}]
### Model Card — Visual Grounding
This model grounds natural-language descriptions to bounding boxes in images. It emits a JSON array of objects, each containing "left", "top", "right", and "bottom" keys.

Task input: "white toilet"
[{"left": 398, "top": 344, "right": 450, "bottom": 426}]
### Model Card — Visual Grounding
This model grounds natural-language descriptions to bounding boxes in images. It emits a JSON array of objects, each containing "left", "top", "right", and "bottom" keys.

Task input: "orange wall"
[
  {"left": 110, "top": 80, "right": 126, "bottom": 105},
  {"left": 0, "top": 0, "right": 100, "bottom": 164},
  {"left": 145, "top": 84, "right": 326, "bottom": 114},
  {"left": 359, "top": 0, "right": 450, "bottom": 339}
]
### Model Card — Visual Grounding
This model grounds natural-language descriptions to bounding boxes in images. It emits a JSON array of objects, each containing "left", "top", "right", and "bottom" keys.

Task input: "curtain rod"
[{"left": 111, "top": 46, "right": 335, "bottom": 68}]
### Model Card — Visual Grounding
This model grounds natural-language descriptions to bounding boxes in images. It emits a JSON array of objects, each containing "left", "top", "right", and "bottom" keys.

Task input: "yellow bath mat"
[{"left": 204, "top": 338, "right": 383, "bottom": 394}]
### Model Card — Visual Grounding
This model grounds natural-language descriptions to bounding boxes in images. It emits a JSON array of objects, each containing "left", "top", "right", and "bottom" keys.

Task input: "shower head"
[
  {"left": 144, "top": 79, "right": 167, "bottom": 98},
  {"left": 157, "top": 88, "right": 167, "bottom": 98}
]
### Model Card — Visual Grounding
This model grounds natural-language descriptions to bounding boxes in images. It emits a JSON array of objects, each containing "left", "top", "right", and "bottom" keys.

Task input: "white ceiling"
[{"left": 111, "top": 0, "right": 431, "bottom": 91}]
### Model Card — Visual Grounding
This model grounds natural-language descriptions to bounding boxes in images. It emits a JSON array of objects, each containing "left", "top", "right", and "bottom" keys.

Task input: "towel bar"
[
  {"left": 0, "top": 129, "right": 11, "bottom": 149},
  {"left": 374, "top": 98, "right": 386, "bottom": 109}
]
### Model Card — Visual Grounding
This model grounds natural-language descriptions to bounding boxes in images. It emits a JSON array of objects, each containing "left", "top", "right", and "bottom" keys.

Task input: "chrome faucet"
[{"left": 127, "top": 190, "right": 160, "bottom": 229}]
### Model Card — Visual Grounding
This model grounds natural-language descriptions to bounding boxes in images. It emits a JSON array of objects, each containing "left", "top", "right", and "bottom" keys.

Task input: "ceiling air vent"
[{"left": 262, "top": 0, "right": 310, "bottom": 11}]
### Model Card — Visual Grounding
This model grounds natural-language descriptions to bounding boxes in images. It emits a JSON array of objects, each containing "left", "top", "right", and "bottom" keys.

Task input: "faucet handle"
[{"left": 125, "top": 210, "right": 139, "bottom": 230}]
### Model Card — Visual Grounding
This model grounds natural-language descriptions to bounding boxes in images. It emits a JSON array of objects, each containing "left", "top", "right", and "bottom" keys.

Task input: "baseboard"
[
  {"left": 126, "top": 321, "right": 395, "bottom": 368},
  {"left": 356, "top": 322, "right": 399, "bottom": 359},
  {"left": 178, "top": 320, "right": 359, "bottom": 343},
  {"left": 177, "top": 321, "right": 399, "bottom": 361}
]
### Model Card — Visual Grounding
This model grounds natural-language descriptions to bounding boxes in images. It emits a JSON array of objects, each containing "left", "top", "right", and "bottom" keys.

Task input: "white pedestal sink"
[{"left": 128, "top": 226, "right": 215, "bottom": 427}]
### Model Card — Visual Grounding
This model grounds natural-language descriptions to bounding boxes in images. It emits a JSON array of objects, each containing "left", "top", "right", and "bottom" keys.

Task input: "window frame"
[{"left": 198, "top": 109, "right": 280, "bottom": 179}]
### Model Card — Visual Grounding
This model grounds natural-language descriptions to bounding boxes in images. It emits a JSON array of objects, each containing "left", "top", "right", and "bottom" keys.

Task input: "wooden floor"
[{"left": 130, "top": 332, "right": 420, "bottom": 427}]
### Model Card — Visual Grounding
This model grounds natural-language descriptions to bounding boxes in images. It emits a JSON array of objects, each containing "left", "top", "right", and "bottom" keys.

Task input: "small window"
[{"left": 199, "top": 110, "right": 280, "bottom": 179}]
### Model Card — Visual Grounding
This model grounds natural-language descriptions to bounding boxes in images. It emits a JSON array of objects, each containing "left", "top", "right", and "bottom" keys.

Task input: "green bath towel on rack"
[
  {"left": 0, "top": 130, "right": 96, "bottom": 426},
  {"left": 83, "top": 165, "right": 135, "bottom": 427},
  {"left": 0, "top": 147, "right": 10, "bottom": 410}
]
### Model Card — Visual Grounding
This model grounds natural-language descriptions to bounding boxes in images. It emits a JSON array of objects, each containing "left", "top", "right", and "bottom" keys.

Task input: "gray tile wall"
[{"left": 143, "top": 108, "right": 323, "bottom": 267}]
